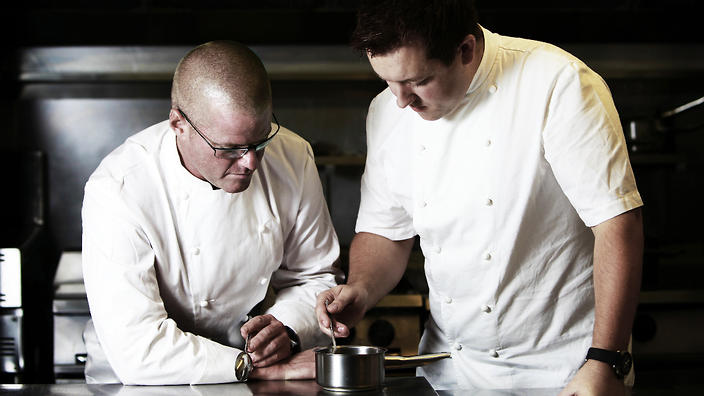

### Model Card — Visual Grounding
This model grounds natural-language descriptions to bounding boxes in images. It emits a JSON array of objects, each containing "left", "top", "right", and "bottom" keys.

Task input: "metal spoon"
[{"left": 325, "top": 300, "right": 337, "bottom": 352}]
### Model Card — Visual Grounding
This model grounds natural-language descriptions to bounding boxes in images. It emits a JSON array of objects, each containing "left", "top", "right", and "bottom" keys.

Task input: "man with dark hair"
[
  {"left": 317, "top": 1, "right": 643, "bottom": 394},
  {"left": 82, "top": 41, "right": 342, "bottom": 384}
]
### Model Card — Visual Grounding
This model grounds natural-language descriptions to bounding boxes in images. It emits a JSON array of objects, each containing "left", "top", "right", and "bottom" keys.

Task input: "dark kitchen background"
[{"left": 1, "top": 0, "right": 703, "bottom": 390}]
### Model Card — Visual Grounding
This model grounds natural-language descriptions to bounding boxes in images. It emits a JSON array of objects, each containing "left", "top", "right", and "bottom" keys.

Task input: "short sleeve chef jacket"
[
  {"left": 82, "top": 120, "right": 341, "bottom": 385},
  {"left": 356, "top": 27, "right": 643, "bottom": 389}
]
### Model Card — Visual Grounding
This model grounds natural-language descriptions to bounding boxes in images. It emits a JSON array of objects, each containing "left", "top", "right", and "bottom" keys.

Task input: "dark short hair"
[{"left": 350, "top": 0, "right": 481, "bottom": 66}]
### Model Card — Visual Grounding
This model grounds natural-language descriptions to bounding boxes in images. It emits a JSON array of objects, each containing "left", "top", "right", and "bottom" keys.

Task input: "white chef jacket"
[
  {"left": 81, "top": 120, "right": 342, "bottom": 385},
  {"left": 356, "top": 27, "right": 643, "bottom": 389}
]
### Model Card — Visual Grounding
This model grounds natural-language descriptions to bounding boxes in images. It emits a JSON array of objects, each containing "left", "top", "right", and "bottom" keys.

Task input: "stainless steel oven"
[
  {"left": 1, "top": 248, "right": 24, "bottom": 377},
  {"left": 1, "top": 150, "right": 53, "bottom": 383}
]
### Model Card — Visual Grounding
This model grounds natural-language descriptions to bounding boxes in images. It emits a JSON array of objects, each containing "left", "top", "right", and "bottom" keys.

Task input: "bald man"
[{"left": 81, "top": 41, "right": 342, "bottom": 385}]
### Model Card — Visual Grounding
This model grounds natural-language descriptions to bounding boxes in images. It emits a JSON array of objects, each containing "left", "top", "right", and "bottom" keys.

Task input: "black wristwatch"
[
  {"left": 585, "top": 347, "right": 633, "bottom": 379},
  {"left": 285, "top": 326, "right": 301, "bottom": 354}
]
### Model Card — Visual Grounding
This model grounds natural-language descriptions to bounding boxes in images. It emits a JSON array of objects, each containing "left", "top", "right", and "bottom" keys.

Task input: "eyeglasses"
[{"left": 177, "top": 108, "right": 280, "bottom": 160}]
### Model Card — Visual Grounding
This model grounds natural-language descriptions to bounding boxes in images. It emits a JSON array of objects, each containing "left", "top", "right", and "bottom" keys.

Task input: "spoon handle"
[{"left": 325, "top": 300, "right": 337, "bottom": 349}]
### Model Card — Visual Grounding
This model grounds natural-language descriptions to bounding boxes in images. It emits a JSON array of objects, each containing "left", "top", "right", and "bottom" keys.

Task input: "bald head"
[{"left": 171, "top": 41, "right": 271, "bottom": 120}]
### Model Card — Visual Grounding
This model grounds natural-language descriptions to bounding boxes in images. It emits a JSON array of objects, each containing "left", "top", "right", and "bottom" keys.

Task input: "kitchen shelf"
[
  {"left": 18, "top": 43, "right": 704, "bottom": 84},
  {"left": 18, "top": 46, "right": 374, "bottom": 83},
  {"left": 374, "top": 294, "right": 425, "bottom": 309}
]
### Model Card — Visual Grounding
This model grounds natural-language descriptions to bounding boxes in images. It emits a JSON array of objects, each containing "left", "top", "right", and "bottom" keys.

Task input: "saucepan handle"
[{"left": 384, "top": 352, "right": 451, "bottom": 369}]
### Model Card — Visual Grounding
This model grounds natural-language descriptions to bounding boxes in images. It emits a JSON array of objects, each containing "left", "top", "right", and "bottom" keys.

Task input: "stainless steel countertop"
[
  {"left": 0, "top": 377, "right": 435, "bottom": 396},
  {"left": 0, "top": 378, "right": 694, "bottom": 395}
]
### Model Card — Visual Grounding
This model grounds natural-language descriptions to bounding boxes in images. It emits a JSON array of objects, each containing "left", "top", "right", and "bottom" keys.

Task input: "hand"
[
  {"left": 558, "top": 359, "right": 627, "bottom": 396},
  {"left": 315, "top": 285, "right": 369, "bottom": 338},
  {"left": 240, "top": 314, "right": 291, "bottom": 367},
  {"left": 248, "top": 348, "right": 316, "bottom": 381}
]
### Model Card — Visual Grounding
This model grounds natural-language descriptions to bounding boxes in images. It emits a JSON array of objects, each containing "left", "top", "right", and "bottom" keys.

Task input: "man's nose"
[
  {"left": 239, "top": 149, "right": 260, "bottom": 170},
  {"left": 394, "top": 84, "right": 416, "bottom": 109}
]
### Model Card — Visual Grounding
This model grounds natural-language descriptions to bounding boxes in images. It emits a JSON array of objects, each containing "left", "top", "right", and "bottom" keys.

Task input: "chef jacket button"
[
  {"left": 259, "top": 277, "right": 268, "bottom": 286},
  {"left": 489, "top": 349, "right": 499, "bottom": 358},
  {"left": 419, "top": 144, "right": 426, "bottom": 152},
  {"left": 258, "top": 224, "right": 268, "bottom": 234},
  {"left": 434, "top": 245, "right": 442, "bottom": 254},
  {"left": 481, "top": 305, "right": 492, "bottom": 313},
  {"left": 192, "top": 247, "right": 200, "bottom": 256},
  {"left": 445, "top": 297, "right": 453, "bottom": 304},
  {"left": 421, "top": 201, "right": 428, "bottom": 208},
  {"left": 453, "top": 343, "right": 463, "bottom": 351},
  {"left": 483, "top": 252, "right": 492, "bottom": 261},
  {"left": 485, "top": 198, "right": 493, "bottom": 206},
  {"left": 199, "top": 300, "right": 209, "bottom": 308},
  {"left": 485, "top": 139, "right": 492, "bottom": 147},
  {"left": 489, "top": 84, "right": 497, "bottom": 94}
]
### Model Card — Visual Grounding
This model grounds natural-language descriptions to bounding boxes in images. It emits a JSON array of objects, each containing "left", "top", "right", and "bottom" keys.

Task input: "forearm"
[
  {"left": 347, "top": 232, "right": 415, "bottom": 311},
  {"left": 591, "top": 208, "right": 643, "bottom": 350}
]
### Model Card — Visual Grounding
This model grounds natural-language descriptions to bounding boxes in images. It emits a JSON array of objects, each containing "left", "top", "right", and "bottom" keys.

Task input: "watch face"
[{"left": 235, "top": 351, "right": 253, "bottom": 381}]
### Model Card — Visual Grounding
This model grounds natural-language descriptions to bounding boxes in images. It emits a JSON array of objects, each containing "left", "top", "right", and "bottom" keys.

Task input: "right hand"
[{"left": 315, "top": 285, "right": 369, "bottom": 338}]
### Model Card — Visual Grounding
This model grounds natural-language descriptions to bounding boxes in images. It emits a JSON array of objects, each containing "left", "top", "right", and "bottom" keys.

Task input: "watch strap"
[
  {"left": 285, "top": 326, "right": 301, "bottom": 354},
  {"left": 585, "top": 347, "right": 632, "bottom": 379},
  {"left": 586, "top": 347, "right": 619, "bottom": 365}
]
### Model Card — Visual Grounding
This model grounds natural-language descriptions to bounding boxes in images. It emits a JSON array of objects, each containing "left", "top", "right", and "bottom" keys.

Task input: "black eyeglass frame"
[{"left": 177, "top": 108, "right": 280, "bottom": 159}]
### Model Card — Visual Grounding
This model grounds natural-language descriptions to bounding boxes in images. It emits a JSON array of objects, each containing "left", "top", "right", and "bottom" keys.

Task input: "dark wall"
[{"left": 3, "top": 1, "right": 704, "bottom": 47}]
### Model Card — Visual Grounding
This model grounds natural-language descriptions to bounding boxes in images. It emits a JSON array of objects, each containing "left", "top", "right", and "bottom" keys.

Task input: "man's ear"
[
  {"left": 458, "top": 34, "right": 477, "bottom": 66},
  {"left": 169, "top": 108, "right": 185, "bottom": 134}
]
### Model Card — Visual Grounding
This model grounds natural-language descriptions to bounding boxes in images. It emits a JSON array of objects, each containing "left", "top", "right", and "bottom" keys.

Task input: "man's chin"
[
  {"left": 416, "top": 106, "right": 455, "bottom": 121},
  {"left": 417, "top": 111, "right": 443, "bottom": 121},
  {"left": 411, "top": 106, "right": 444, "bottom": 121},
  {"left": 219, "top": 175, "right": 252, "bottom": 193}
]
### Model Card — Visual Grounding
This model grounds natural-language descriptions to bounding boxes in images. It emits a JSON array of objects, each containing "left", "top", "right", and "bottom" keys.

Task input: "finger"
[
  {"left": 331, "top": 321, "right": 352, "bottom": 338},
  {"left": 326, "top": 286, "right": 357, "bottom": 314},
  {"left": 248, "top": 318, "right": 285, "bottom": 353},
  {"left": 317, "top": 287, "right": 363, "bottom": 337},
  {"left": 240, "top": 314, "right": 273, "bottom": 340},
  {"left": 315, "top": 290, "right": 338, "bottom": 330},
  {"left": 252, "top": 332, "right": 291, "bottom": 366}
]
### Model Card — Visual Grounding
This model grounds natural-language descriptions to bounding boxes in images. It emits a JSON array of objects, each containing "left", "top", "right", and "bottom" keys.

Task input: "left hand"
[
  {"left": 249, "top": 348, "right": 315, "bottom": 380},
  {"left": 558, "top": 359, "right": 627, "bottom": 396},
  {"left": 240, "top": 314, "right": 292, "bottom": 367}
]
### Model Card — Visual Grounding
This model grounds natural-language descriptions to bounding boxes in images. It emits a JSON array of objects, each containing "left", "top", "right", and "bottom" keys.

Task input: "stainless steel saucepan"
[{"left": 315, "top": 345, "right": 450, "bottom": 391}]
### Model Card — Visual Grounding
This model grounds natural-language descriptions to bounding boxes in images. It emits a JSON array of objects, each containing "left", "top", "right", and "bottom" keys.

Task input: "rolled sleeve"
[{"left": 542, "top": 61, "right": 643, "bottom": 227}]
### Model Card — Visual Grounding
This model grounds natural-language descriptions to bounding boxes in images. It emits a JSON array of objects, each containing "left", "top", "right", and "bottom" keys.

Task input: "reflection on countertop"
[
  {"left": 0, "top": 377, "right": 436, "bottom": 396},
  {"left": 1, "top": 376, "right": 701, "bottom": 396}
]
